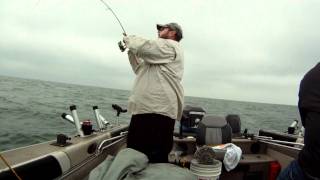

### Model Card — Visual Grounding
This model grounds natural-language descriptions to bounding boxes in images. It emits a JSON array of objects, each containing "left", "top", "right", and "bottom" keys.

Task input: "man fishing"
[{"left": 122, "top": 23, "right": 184, "bottom": 163}]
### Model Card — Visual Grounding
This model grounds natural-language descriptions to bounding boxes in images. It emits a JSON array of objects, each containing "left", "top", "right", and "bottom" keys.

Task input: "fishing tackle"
[{"left": 99, "top": 0, "right": 127, "bottom": 52}]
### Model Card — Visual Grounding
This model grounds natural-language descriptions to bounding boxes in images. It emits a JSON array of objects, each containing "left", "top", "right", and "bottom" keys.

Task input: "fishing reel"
[{"left": 118, "top": 41, "right": 126, "bottom": 52}]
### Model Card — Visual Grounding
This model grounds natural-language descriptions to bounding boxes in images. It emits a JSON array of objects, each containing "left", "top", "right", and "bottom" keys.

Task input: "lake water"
[{"left": 0, "top": 75, "right": 300, "bottom": 151}]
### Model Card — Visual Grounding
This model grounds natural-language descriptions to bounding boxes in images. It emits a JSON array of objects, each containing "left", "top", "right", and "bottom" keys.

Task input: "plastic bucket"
[{"left": 190, "top": 159, "right": 222, "bottom": 180}]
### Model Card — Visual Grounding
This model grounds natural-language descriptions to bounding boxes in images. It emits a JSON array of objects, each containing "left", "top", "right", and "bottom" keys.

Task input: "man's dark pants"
[{"left": 127, "top": 113, "right": 175, "bottom": 163}]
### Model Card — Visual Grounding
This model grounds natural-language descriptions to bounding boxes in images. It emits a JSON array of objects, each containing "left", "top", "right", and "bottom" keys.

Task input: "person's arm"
[
  {"left": 127, "top": 50, "right": 143, "bottom": 74},
  {"left": 124, "top": 35, "right": 176, "bottom": 64}
]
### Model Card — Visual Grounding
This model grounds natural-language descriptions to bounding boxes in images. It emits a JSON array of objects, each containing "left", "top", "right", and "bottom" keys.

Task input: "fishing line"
[{"left": 0, "top": 154, "right": 22, "bottom": 180}]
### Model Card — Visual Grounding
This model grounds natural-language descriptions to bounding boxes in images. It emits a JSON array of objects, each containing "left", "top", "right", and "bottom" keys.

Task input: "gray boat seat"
[{"left": 196, "top": 115, "right": 232, "bottom": 146}]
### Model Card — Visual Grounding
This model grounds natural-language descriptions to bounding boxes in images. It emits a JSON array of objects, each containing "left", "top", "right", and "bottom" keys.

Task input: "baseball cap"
[{"left": 156, "top": 23, "right": 183, "bottom": 41}]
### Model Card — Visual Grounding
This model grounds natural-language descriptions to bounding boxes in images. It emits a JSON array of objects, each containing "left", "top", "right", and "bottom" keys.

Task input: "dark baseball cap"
[{"left": 156, "top": 23, "right": 183, "bottom": 41}]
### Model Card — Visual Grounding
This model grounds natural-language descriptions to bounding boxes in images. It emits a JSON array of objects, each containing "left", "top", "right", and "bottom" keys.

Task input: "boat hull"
[{"left": 0, "top": 125, "right": 128, "bottom": 180}]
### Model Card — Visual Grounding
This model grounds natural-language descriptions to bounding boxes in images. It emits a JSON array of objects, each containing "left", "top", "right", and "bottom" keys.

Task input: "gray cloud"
[{"left": 1, "top": 0, "right": 320, "bottom": 105}]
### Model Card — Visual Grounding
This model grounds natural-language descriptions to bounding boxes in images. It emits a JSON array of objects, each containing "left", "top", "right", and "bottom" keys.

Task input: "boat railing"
[{"left": 97, "top": 131, "right": 128, "bottom": 154}]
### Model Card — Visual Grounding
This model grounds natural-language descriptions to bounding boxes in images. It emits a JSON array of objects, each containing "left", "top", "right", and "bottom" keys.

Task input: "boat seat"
[{"left": 197, "top": 115, "right": 232, "bottom": 146}]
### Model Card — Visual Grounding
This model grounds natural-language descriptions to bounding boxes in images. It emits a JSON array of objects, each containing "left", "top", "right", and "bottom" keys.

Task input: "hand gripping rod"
[{"left": 99, "top": 0, "right": 127, "bottom": 51}]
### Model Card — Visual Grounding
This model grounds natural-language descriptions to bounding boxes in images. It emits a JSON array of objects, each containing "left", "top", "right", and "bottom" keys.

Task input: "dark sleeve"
[{"left": 298, "top": 63, "right": 320, "bottom": 125}]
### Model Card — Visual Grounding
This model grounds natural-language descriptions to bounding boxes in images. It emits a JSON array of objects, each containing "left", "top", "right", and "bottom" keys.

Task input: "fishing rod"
[{"left": 99, "top": 0, "right": 127, "bottom": 51}]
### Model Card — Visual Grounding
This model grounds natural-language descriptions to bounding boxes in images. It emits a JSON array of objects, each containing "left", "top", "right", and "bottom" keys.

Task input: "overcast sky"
[{"left": 1, "top": 0, "right": 319, "bottom": 105}]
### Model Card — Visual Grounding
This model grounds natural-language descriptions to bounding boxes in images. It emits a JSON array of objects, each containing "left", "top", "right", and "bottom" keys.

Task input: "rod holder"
[
  {"left": 70, "top": 105, "right": 84, "bottom": 137},
  {"left": 99, "top": 114, "right": 109, "bottom": 126},
  {"left": 61, "top": 113, "right": 75, "bottom": 124},
  {"left": 288, "top": 119, "right": 298, "bottom": 134},
  {"left": 93, "top": 106, "right": 104, "bottom": 130}
]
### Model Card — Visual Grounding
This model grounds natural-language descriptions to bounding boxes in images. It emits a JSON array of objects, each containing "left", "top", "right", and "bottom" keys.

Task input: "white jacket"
[{"left": 124, "top": 35, "right": 184, "bottom": 120}]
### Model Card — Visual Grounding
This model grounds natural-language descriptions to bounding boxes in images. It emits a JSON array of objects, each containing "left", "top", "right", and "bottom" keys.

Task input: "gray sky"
[{"left": 1, "top": 0, "right": 319, "bottom": 105}]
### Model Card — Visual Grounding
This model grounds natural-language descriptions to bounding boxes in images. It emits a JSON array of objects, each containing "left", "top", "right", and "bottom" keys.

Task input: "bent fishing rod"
[{"left": 99, "top": 0, "right": 127, "bottom": 52}]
